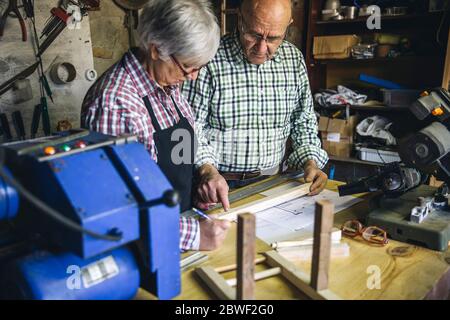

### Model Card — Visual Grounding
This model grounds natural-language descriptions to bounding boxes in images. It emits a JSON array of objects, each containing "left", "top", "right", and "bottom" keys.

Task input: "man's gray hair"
[{"left": 138, "top": 0, "right": 220, "bottom": 66}]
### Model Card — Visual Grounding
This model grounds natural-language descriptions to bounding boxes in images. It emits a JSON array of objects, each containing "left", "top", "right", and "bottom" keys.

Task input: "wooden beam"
[
  {"left": 220, "top": 0, "right": 227, "bottom": 36},
  {"left": 311, "top": 200, "right": 335, "bottom": 291},
  {"left": 219, "top": 183, "right": 311, "bottom": 221},
  {"left": 237, "top": 213, "right": 256, "bottom": 300},
  {"left": 195, "top": 266, "right": 236, "bottom": 300},
  {"left": 442, "top": 28, "right": 450, "bottom": 90}
]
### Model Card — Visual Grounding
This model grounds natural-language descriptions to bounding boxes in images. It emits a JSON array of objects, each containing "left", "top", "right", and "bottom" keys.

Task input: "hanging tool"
[
  {"left": 11, "top": 111, "right": 26, "bottom": 140},
  {"left": 40, "top": 74, "right": 53, "bottom": 103},
  {"left": 22, "top": 0, "right": 33, "bottom": 19},
  {"left": 37, "top": 7, "right": 71, "bottom": 57},
  {"left": 30, "top": 104, "right": 42, "bottom": 139},
  {"left": 41, "top": 97, "right": 51, "bottom": 136},
  {"left": 0, "top": 114, "right": 12, "bottom": 142},
  {"left": 38, "top": 1, "right": 100, "bottom": 57},
  {"left": 23, "top": 1, "right": 53, "bottom": 134},
  {"left": 0, "top": 62, "right": 39, "bottom": 97},
  {"left": 0, "top": 0, "right": 27, "bottom": 41},
  {"left": 113, "top": 0, "right": 141, "bottom": 48}
]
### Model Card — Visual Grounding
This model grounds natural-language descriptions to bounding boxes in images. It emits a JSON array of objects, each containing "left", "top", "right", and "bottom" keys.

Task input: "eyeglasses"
[
  {"left": 170, "top": 54, "right": 204, "bottom": 78},
  {"left": 239, "top": 14, "right": 286, "bottom": 46},
  {"left": 341, "top": 220, "right": 389, "bottom": 246}
]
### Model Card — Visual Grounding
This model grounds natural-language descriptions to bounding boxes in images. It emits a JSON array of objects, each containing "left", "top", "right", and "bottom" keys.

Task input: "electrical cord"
[{"left": 0, "top": 165, "right": 122, "bottom": 241}]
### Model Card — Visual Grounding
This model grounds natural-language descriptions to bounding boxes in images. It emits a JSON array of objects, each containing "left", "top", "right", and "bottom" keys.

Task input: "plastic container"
[
  {"left": 351, "top": 43, "right": 377, "bottom": 59},
  {"left": 382, "top": 89, "right": 421, "bottom": 107},
  {"left": 356, "top": 147, "right": 401, "bottom": 163}
]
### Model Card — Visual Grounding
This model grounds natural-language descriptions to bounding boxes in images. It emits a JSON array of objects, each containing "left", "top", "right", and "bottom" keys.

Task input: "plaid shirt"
[
  {"left": 183, "top": 33, "right": 328, "bottom": 172},
  {"left": 81, "top": 50, "right": 200, "bottom": 251}
]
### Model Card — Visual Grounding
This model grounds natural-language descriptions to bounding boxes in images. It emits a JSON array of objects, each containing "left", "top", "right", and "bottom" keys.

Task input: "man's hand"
[
  {"left": 196, "top": 164, "right": 230, "bottom": 211},
  {"left": 199, "top": 215, "right": 231, "bottom": 251},
  {"left": 304, "top": 160, "right": 328, "bottom": 196}
]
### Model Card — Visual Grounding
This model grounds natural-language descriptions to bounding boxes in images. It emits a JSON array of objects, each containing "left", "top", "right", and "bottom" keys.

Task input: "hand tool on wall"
[
  {"left": 24, "top": 1, "right": 53, "bottom": 133},
  {"left": 38, "top": 1, "right": 100, "bottom": 57},
  {"left": 11, "top": 110, "right": 26, "bottom": 140},
  {"left": 0, "top": 62, "right": 39, "bottom": 97},
  {"left": 0, "top": 0, "right": 27, "bottom": 41},
  {"left": 30, "top": 104, "right": 42, "bottom": 139},
  {"left": 114, "top": 0, "right": 142, "bottom": 48},
  {"left": 38, "top": 7, "right": 71, "bottom": 57},
  {"left": 0, "top": 113, "right": 13, "bottom": 141},
  {"left": 41, "top": 97, "right": 51, "bottom": 136}
]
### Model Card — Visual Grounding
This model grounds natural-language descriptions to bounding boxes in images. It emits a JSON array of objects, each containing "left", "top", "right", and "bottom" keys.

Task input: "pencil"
[{"left": 192, "top": 207, "right": 212, "bottom": 220}]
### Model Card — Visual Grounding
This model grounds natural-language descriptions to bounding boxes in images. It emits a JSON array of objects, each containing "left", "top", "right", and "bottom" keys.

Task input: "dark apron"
[{"left": 143, "top": 95, "right": 194, "bottom": 212}]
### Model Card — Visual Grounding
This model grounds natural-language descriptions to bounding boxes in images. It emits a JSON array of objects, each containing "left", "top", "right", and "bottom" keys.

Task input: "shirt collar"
[
  {"left": 122, "top": 49, "right": 178, "bottom": 98},
  {"left": 229, "top": 32, "right": 283, "bottom": 65}
]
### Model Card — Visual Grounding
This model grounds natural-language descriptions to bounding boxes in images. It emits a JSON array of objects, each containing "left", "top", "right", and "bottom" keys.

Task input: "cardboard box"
[
  {"left": 313, "top": 35, "right": 360, "bottom": 60},
  {"left": 318, "top": 116, "right": 358, "bottom": 157}
]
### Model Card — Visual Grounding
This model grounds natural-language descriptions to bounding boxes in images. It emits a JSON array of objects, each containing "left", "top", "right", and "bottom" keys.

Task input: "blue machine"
[{"left": 0, "top": 130, "right": 181, "bottom": 300}]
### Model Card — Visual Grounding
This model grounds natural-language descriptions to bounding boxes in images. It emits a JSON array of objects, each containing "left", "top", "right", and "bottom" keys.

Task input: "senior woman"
[{"left": 81, "top": 0, "right": 230, "bottom": 252}]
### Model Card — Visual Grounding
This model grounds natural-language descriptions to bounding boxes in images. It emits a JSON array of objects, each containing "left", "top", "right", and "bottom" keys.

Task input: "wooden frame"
[
  {"left": 195, "top": 200, "right": 342, "bottom": 300},
  {"left": 195, "top": 249, "right": 341, "bottom": 300},
  {"left": 219, "top": 183, "right": 312, "bottom": 221}
]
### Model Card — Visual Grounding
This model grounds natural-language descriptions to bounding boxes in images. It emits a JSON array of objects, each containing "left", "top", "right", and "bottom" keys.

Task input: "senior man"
[{"left": 183, "top": 0, "right": 329, "bottom": 211}]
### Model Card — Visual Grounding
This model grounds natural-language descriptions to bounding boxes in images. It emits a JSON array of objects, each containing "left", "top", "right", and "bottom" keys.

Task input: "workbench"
[{"left": 137, "top": 178, "right": 450, "bottom": 300}]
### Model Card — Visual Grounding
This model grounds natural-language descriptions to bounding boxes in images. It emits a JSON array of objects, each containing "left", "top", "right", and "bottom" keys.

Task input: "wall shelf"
[
  {"left": 312, "top": 54, "right": 444, "bottom": 65},
  {"left": 314, "top": 104, "right": 410, "bottom": 112},
  {"left": 315, "top": 12, "right": 444, "bottom": 25}
]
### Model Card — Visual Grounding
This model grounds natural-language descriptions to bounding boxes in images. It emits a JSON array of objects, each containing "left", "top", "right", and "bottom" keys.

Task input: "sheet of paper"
[{"left": 255, "top": 188, "right": 362, "bottom": 244}]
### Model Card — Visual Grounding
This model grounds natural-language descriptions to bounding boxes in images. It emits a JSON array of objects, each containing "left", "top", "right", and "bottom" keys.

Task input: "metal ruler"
[{"left": 182, "top": 170, "right": 304, "bottom": 217}]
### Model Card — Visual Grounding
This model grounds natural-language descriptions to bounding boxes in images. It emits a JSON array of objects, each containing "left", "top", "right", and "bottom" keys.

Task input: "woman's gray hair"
[{"left": 138, "top": 0, "right": 220, "bottom": 66}]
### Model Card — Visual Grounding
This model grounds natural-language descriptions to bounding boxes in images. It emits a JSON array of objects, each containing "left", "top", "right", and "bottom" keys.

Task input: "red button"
[{"left": 75, "top": 141, "right": 87, "bottom": 148}]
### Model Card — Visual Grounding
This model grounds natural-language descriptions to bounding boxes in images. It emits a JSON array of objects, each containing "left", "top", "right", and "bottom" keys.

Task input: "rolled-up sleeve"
[
  {"left": 288, "top": 54, "right": 328, "bottom": 170},
  {"left": 179, "top": 216, "right": 200, "bottom": 251}
]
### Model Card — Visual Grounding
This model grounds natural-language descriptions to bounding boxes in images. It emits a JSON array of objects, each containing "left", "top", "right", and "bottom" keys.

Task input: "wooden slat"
[
  {"left": 311, "top": 200, "right": 335, "bottom": 291},
  {"left": 195, "top": 266, "right": 236, "bottom": 300},
  {"left": 237, "top": 213, "right": 256, "bottom": 300},
  {"left": 263, "top": 250, "right": 341, "bottom": 300},
  {"left": 442, "top": 28, "right": 450, "bottom": 90},
  {"left": 219, "top": 183, "right": 311, "bottom": 221},
  {"left": 220, "top": 0, "right": 227, "bottom": 36}
]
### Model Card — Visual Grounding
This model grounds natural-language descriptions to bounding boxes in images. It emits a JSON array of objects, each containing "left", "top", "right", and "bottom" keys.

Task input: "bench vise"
[{"left": 0, "top": 130, "right": 180, "bottom": 299}]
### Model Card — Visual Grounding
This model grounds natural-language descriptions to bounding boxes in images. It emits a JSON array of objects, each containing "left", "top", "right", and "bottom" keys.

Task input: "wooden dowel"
[
  {"left": 215, "top": 257, "right": 266, "bottom": 274},
  {"left": 226, "top": 267, "right": 282, "bottom": 287},
  {"left": 271, "top": 229, "right": 341, "bottom": 249}
]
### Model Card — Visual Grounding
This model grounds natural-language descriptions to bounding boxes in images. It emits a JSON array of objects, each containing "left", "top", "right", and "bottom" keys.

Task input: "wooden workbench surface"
[{"left": 137, "top": 179, "right": 450, "bottom": 300}]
